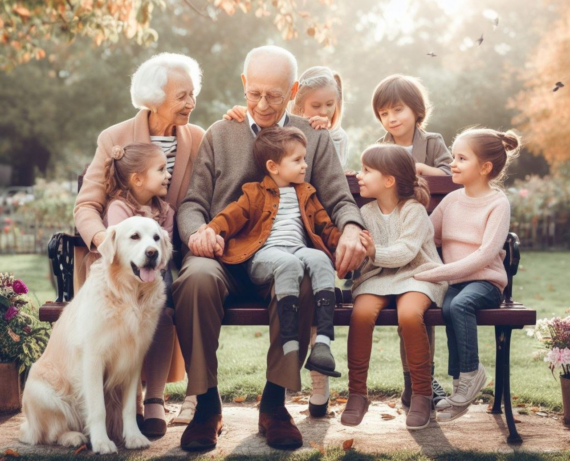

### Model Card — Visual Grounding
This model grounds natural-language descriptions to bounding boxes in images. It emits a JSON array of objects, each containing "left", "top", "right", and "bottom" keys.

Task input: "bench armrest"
[
  {"left": 48, "top": 232, "right": 85, "bottom": 302},
  {"left": 503, "top": 232, "right": 520, "bottom": 304}
]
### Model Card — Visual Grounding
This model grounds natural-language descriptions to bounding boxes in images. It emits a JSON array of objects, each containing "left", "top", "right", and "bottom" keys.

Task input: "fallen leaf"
[
  {"left": 388, "top": 402, "right": 396, "bottom": 408},
  {"left": 381, "top": 413, "right": 396, "bottom": 420},
  {"left": 4, "top": 449, "right": 19, "bottom": 457},
  {"left": 74, "top": 445, "right": 87, "bottom": 455},
  {"left": 309, "top": 441, "right": 325, "bottom": 454},
  {"left": 256, "top": 394, "right": 262, "bottom": 402},
  {"left": 396, "top": 409, "right": 402, "bottom": 415},
  {"left": 512, "top": 395, "right": 519, "bottom": 400},
  {"left": 342, "top": 438, "right": 354, "bottom": 450},
  {"left": 292, "top": 396, "right": 304, "bottom": 402},
  {"left": 336, "top": 397, "right": 348, "bottom": 404},
  {"left": 487, "top": 380, "right": 494, "bottom": 387},
  {"left": 516, "top": 403, "right": 527, "bottom": 408},
  {"left": 531, "top": 406, "right": 540, "bottom": 412},
  {"left": 514, "top": 419, "right": 522, "bottom": 424},
  {"left": 233, "top": 396, "right": 246, "bottom": 403},
  {"left": 254, "top": 331, "right": 262, "bottom": 338}
]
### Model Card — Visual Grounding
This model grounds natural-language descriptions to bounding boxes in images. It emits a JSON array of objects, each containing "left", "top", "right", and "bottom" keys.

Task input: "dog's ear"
[
  {"left": 98, "top": 227, "right": 117, "bottom": 264},
  {"left": 158, "top": 228, "right": 173, "bottom": 270}
]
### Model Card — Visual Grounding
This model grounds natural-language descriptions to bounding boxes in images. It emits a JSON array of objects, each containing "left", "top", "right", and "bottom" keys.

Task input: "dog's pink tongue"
[{"left": 139, "top": 268, "right": 156, "bottom": 283}]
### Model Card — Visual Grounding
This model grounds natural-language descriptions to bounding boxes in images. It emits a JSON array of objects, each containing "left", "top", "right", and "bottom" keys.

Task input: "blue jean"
[{"left": 442, "top": 281, "right": 502, "bottom": 378}]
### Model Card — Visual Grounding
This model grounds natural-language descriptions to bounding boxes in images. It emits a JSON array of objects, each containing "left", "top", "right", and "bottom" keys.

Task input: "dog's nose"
[{"left": 145, "top": 247, "right": 158, "bottom": 260}]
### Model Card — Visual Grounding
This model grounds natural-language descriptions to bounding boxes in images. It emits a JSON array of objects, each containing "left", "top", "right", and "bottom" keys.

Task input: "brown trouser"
[
  {"left": 347, "top": 292, "right": 432, "bottom": 397},
  {"left": 172, "top": 254, "right": 316, "bottom": 395},
  {"left": 399, "top": 326, "right": 435, "bottom": 373}
]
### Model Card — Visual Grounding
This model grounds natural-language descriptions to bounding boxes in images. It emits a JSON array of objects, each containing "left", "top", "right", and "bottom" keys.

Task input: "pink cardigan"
[
  {"left": 74, "top": 109, "right": 204, "bottom": 252},
  {"left": 414, "top": 188, "right": 510, "bottom": 292}
]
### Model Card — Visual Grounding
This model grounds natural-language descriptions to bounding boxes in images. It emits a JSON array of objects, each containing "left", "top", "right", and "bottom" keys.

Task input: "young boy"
[{"left": 207, "top": 126, "right": 341, "bottom": 378}]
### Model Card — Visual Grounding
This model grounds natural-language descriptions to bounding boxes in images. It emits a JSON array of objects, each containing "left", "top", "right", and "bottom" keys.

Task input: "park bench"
[{"left": 39, "top": 175, "right": 535, "bottom": 444}]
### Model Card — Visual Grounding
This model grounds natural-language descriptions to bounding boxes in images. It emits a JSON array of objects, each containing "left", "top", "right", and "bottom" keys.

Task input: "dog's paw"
[
  {"left": 125, "top": 432, "right": 151, "bottom": 450},
  {"left": 58, "top": 431, "right": 88, "bottom": 447},
  {"left": 91, "top": 437, "right": 118, "bottom": 454}
]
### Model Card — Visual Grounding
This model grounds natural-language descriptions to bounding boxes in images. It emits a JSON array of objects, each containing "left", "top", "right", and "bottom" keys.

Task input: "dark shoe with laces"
[{"left": 258, "top": 406, "right": 303, "bottom": 450}]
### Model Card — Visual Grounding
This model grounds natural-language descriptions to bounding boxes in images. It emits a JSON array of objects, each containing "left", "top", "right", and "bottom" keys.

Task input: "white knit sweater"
[{"left": 352, "top": 199, "right": 448, "bottom": 306}]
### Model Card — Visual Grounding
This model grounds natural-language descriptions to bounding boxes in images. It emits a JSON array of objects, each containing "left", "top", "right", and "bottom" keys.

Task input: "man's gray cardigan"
[{"left": 177, "top": 114, "right": 364, "bottom": 245}]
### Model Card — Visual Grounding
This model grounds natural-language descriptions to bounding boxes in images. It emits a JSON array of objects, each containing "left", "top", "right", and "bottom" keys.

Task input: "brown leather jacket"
[{"left": 208, "top": 175, "right": 341, "bottom": 264}]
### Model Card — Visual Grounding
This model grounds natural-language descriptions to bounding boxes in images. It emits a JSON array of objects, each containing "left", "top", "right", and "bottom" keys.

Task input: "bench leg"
[
  {"left": 492, "top": 326, "right": 504, "bottom": 414},
  {"left": 501, "top": 326, "right": 523, "bottom": 444}
]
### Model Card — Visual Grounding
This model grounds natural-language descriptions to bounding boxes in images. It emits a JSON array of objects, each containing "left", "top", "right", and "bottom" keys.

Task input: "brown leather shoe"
[
  {"left": 180, "top": 413, "right": 223, "bottom": 452},
  {"left": 258, "top": 406, "right": 303, "bottom": 450},
  {"left": 340, "top": 393, "right": 369, "bottom": 426}
]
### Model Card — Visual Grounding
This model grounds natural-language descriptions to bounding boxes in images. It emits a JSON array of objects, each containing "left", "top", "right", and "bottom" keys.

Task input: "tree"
[
  {"left": 0, "top": 0, "right": 335, "bottom": 71},
  {"left": 510, "top": 1, "right": 570, "bottom": 168}
]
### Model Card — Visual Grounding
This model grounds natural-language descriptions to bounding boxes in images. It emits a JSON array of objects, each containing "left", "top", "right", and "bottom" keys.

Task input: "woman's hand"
[
  {"left": 308, "top": 115, "right": 330, "bottom": 130},
  {"left": 359, "top": 230, "right": 376, "bottom": 259},
  {"left": 222, "top": 105, "right": 247, "bottom": 122},
  {"left": 93, "top": 231, "right": 106, "bottom": 249}
]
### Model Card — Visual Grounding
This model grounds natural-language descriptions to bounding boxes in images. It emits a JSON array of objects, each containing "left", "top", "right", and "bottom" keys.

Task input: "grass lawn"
[{"left": 1, "top": 252, "right": 568, "bottom": 411}]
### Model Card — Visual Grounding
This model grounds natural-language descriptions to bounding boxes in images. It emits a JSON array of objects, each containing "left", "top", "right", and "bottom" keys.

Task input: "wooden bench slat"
[{"left": 39, "top": 301, "right": 536, "bottom": 327}]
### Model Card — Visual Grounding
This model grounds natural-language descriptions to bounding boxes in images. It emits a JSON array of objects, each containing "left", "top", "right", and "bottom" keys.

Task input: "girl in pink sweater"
[
  {"left": 415, "top": 127, "right": 521, "bottom": 422},
  {"left": 104, "top": 142, "right": 175, "bottom": 437}
]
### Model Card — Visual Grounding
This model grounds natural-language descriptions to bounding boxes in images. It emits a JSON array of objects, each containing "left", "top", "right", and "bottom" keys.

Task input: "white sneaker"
[
  {"left": 447, "top": 363, "right": 486, "bottom": 406},
  {"left": 172, "top": 395, "right": 197, "bottom": 424},
  {"left": 435, "top": 379, "right": 460, "bottom": 411},
  {"left": 436, "top": 402, "right": 470, "bottom": 422}
]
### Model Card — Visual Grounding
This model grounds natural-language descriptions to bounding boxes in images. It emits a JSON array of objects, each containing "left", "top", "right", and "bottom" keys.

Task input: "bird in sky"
[
  {"left": 476, "top": 34, "right": 484, "bottom": 46},
  {"left": 553, "top": 82, "right": 565, "bottom": 92},
  {"left": 427, "top": 52, "right": 437, "bottom": 57},
  {"left": 492, "top": 17, "right": 499, "bottom": 31}
]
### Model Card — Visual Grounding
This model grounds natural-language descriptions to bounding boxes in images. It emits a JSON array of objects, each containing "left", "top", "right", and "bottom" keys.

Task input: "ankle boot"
[
  {"left": 406, "top": 395, "right": 432, "bottom": 430},
  {"left": 277, "top": 295, "right": 300, "bottom": 354},
  {"left": 401, "top": 371, "right": 412, "bottom": 408},
  {"left": 314, "top": 289, "right": 336, "bottom": 340}
]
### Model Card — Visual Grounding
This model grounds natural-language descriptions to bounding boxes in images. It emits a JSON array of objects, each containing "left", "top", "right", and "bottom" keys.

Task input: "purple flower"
[
  {"left": 23, "top": 326, "right": 31, "bottom": 334},
  {"left": 4, "top": 305, "right": 18, "bottom": 321},
  {"left": 12, "top": 280, "right": 28, "bottom": 295}
]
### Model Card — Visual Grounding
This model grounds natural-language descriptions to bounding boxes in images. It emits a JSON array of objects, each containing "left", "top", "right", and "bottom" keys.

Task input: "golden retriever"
[{"left": 20, "top": 216, "right": 172, "bottom": 454}]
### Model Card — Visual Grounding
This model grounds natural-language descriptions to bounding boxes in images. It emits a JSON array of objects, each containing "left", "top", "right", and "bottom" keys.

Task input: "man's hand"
[
  {"left": 335, "top": 223, "right": 366, "bottom": 279},
  {"left": 214, "top": 235, "right": 225, "bottom": 257},
  {"left": 93, "top": 231, "right": 106, "bottom": 249},
  {"left": 188, "top": 224, "right": 219, "bottom": 258}
]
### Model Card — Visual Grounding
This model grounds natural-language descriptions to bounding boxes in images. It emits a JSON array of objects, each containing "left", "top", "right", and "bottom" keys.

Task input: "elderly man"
[{"left": 173, "top": 46, "right": 365, "bottom": 451}]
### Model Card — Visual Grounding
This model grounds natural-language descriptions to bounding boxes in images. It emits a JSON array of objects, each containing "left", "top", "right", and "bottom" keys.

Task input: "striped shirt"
[
  {"left": 150, "top": 135, "right": 177, "bottom": 176},
  {"left": 263, "top": 187, "right": 307, "bottom": 249}
]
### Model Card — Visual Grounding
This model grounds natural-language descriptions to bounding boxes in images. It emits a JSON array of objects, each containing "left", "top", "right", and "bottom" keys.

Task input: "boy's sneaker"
[
  {"left": 432, "top": 377, "right": 447, "bottom": 406},
  {"left": 436, "top": 379, "right": 460, "bottom": 411},
  {"left": 447, "top": 363, "right": 486, "bottom": 407}
]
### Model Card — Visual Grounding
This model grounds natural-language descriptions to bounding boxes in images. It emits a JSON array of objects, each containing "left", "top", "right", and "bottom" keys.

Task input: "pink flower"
[
  {"left": 4, "top": 305, "right": 18, "bottom": 322},
  {"left": 561, "top": 348, "right": 570, "bottom": 365},
  {"left": 12, "top": 279, "right": 28, "bottom": 294},
  {"left": 518, "top": 189, "right": 528, "bottom": 198}
]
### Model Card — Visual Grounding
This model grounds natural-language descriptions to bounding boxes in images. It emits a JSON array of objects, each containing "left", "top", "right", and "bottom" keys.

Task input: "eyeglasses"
[{"left": 244, "top": 91, "right": 285, "bottom": 105}]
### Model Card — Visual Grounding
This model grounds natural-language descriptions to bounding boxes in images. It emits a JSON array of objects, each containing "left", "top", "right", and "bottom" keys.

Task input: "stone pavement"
[{"left": 2, "top": 398, "right": 569, "bottom": 458}]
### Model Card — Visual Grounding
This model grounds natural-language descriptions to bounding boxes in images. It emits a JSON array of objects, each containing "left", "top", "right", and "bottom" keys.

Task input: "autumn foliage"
[
  {"left": 510, "top": 1, "right": 570, "bottom": 168},
  {"left": 0, "top": 0, "right": 335, "bottom": 71}
]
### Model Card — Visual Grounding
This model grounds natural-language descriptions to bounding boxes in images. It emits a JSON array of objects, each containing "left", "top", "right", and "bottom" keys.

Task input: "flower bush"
[
  {"left": 0, "top": 272, "right": 50, "bottom": 374},
  {"left": 529, "top": 316, "right": 570, "bottom": 378}
]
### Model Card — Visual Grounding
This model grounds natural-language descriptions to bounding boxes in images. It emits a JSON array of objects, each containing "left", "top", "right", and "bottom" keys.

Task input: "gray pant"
[{"left": 246, "top": 245, "right": 335, "bottom": 299}]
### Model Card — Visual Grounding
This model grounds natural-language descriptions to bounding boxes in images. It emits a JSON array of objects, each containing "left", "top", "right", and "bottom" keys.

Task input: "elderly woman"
[{"left": 74, "top": 52, "right": 205, "bottom": 438}]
